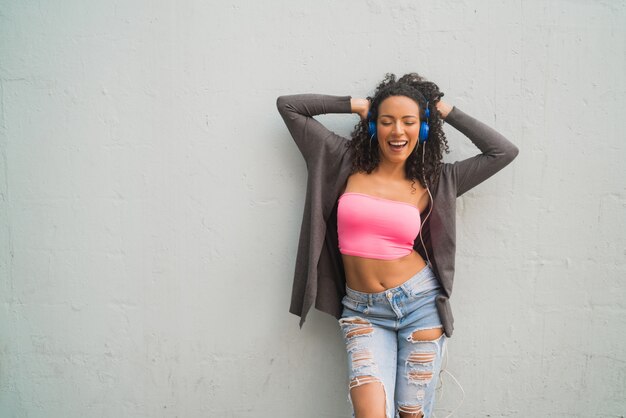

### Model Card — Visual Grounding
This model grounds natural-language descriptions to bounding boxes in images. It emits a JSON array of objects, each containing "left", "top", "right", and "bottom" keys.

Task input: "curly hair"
[{"left": 347, "top": 73, "right": 450, "bottom": 190}]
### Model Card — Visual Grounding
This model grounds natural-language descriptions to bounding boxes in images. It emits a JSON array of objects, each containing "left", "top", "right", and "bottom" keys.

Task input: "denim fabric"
[{"left": 339, "top": 263, "right": 447, "bottom": 418}]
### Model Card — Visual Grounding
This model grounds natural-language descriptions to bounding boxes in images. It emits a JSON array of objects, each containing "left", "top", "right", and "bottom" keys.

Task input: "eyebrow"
[{"left": 379, "top": 114, "right": 418, "bottom": 119}]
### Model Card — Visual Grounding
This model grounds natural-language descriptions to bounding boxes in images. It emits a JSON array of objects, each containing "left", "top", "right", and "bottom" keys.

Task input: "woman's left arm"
[{"left": 437, "top": 100, "right": 519, "bottom": 197}]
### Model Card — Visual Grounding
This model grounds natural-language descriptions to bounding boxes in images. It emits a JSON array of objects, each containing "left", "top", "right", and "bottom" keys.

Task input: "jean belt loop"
[{"left": 400, "top": 282, "right": 410, "bottom": 298}]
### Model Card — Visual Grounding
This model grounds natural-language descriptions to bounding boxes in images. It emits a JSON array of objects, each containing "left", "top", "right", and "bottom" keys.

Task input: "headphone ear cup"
[
  {"left": 419, "top": 122, "right": 429, "bottom": 143},
  {"left": 419, "top": 104, "right": 431, "bottom": 144},
  {"left": 368, "top": 120, "right": 377, "bottom": 139}
]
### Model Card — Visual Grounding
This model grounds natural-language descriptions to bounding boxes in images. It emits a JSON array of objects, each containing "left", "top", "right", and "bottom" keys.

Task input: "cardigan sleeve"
[
  {"left": 444, "top": 106, "right": 519, "bottom": 197},
  {"left": 276, "top": 94, "right": 353, "bottom": 166}
]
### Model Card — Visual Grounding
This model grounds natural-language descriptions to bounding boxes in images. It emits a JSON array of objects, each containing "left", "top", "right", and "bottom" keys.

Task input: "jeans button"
[{"left": 386, "top": 292, "right": 392, "bottom": 300}]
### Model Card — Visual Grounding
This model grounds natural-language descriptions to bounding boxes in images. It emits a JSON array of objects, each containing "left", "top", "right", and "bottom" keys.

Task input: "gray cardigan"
[{"left": 276, "top": 94, "right": 519, "bottom": 337}]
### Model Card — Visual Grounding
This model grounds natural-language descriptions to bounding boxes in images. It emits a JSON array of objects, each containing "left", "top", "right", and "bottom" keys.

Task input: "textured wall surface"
[{"left": 1, "top": 1, "right": 625, "bottom": 417}]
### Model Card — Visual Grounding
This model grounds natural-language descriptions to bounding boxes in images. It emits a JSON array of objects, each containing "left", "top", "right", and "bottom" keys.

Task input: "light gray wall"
[{"left": 1, "top": 1, "right": 624, "bottom": 417}]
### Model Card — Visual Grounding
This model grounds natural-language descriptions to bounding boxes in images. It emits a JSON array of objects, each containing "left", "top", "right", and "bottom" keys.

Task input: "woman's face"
[{"left": 376, "top": 95, "right": 422, "bottom": 165}]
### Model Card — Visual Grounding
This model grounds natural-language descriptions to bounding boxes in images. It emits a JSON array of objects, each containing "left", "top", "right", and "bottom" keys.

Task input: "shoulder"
[
  {"left": 431, "top": 163, "right": 456, "bottom": 197},
  {"left": 436, "top": 162, "right": 455, "bottom": 184}
]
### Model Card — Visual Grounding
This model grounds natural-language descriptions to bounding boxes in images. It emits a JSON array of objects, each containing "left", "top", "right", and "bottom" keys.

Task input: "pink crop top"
[{"left": 337, "top": 192, "right": 421, "bottom": 260}]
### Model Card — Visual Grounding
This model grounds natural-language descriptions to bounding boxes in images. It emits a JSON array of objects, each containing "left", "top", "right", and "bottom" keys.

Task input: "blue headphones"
[{"left": 368, "top": 102, "right": 430, "bottom": 144}]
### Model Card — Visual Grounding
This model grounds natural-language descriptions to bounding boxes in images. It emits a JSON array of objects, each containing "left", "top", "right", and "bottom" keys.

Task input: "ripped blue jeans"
[{"left": 339, "top": 262, "right": 447, "bottom": 418}]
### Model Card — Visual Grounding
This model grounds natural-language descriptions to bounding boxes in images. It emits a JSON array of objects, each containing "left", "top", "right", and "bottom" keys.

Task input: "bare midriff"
[{"left": 342, "top": 250, "right": 427, "bottom": 293}]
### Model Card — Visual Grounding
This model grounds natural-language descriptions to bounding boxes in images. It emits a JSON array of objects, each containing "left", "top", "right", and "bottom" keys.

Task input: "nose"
[{"left": 391, "top": 121, "right": 404, "bottom": 136}]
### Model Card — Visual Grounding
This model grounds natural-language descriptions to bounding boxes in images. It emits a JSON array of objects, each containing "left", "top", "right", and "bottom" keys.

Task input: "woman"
[{"left": 276, "top": 73, "right": 519, "bottom": 418}]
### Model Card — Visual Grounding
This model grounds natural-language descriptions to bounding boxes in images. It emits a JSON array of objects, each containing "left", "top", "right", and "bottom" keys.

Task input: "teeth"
[{"left": 389, "top": 141, "right": 408, "bottom": 146}]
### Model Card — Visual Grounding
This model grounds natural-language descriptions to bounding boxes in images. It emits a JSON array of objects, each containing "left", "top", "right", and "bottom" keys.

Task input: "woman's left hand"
[{"left": 436, "top": 100, "right": 453, "bottom": 119}]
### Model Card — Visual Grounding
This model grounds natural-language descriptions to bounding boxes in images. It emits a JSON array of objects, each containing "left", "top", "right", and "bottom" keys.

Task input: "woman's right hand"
[{"left": 351, "top": 98, "right": 370, "bottom": 121}]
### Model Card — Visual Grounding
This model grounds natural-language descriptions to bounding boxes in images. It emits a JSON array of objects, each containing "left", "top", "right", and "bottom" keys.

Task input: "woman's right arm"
[{"left": 276, "top": 94, "right": 357, "bottom": 164}]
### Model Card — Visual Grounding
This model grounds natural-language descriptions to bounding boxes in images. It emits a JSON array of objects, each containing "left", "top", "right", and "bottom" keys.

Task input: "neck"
[{"left": 375, "top": 159, "right": 407, "bottom": 179}]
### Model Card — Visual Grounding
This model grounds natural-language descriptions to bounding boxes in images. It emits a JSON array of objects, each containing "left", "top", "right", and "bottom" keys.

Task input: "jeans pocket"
[
  {"left": 406, "top": 282, "right": 441, "bottom": 300},
  {"left": 341, "top": 295, "right": 369, "bottom": 314},
  {"left": 403, "top": 266, "right": 440, "bottom": 297}
]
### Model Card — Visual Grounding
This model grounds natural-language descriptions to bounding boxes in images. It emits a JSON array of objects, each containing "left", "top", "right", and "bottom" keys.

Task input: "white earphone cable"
[{"left": 419, "top": 142, "right": 433, "bottom": 265}]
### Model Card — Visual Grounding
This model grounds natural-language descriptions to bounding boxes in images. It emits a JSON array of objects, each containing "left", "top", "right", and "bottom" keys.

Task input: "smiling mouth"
[{"left": 388, "top": 140, "right": 408, "bottom": 150}]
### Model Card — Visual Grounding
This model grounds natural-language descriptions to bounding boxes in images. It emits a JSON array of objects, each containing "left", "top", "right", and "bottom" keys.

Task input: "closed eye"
[{"left": 380, "top": 121, "right": 415, "bottom": 126}]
